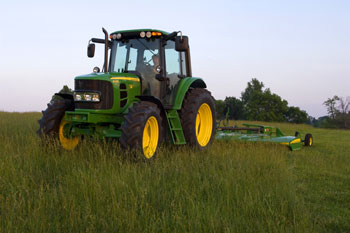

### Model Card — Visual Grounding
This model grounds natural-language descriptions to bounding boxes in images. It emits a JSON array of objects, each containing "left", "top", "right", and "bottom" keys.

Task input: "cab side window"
[{"left": 165, "top": 40, "right": 187, "bottom": 78}]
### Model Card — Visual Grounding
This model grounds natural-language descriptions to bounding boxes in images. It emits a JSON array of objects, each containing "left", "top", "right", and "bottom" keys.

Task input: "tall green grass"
[{"left": 0, "top": 112, "right": 349, "bottom": 232}]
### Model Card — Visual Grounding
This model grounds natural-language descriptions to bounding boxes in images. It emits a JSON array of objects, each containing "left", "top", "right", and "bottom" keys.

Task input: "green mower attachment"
[{"left": 215, "top": 123, "right": 313, "bottom": 151}]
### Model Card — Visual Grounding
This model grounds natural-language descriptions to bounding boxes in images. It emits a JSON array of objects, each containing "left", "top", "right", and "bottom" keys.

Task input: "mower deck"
[{"left": 215, "top": 123, "right": 312, "bottom": 151}]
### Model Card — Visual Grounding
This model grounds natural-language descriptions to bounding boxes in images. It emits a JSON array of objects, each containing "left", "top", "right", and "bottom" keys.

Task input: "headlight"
[
  {"left": 84, "top": 93, "right": 92, "bottom": 101},
  {"left": 92, "top": 94, "right": 100, "bottom": 102},
  {"left": 74, "top": 93, "right": 82, "bottom": 101},
  {"left": 74, "top": 92, "right": 100, "bottom": 102}
]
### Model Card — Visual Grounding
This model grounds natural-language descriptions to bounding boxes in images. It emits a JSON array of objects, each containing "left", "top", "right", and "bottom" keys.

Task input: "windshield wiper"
[{"left": 136, "top": 39, "right": 156, "bottom": 56}]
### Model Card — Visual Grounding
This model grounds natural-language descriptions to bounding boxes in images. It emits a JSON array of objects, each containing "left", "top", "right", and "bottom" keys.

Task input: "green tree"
[
  {"left": 323, "top": 96, "right": 350, "bottom": 129},
  {"left": 215, "top": 99, "right": 225, "bottom": 120},
  {"left": 241, "top": 78, "right": 264, "bottom": 105},
  {"left": 241, "top": 79, "right": 289, "bottom": 122},
  {"left": 50, "top": 85, "right": 73, "bottom": 103},
  {"left": 240, "top": 79, "right": 308, "bottom": 123},
  {"left": 286, "top": 106, "right": 308, "bottom": 123},
  {"left": 323, "top": 95, "right": 340, "bottom": 119},
  {"left": 224, "top": 97, "right": 244, "bottom": 120},
  {"left": 336, "top": 97, "right": 350, "bottom": 129}
]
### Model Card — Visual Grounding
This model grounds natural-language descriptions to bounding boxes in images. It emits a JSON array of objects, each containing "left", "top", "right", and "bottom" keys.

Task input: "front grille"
[
  {"left": 120, "top": 83, "right": 127, "bottom": 108},
  {"left": 75, "top": 79, "right": 113, "bottom": 109}
]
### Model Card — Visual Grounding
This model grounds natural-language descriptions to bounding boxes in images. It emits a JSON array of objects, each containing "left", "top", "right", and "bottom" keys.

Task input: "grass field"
[{"left": 0, "top": 111, "right": 349, "bottom": 232}]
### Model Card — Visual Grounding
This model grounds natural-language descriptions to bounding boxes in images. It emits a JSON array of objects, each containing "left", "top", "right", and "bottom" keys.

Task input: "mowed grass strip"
[{"left": 0, "top": 112, "right": 349, "bottom": 232}]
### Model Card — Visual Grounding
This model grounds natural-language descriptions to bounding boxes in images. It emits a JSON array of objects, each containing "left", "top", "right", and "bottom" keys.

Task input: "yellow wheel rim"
[
  {"left": 309, "top": 137, "right": 313, "bottom": 146},
  {"left": 142, "top": 116, "right": 159, "bottom": 159},
  {"left": 195, "top": 103, "right": 213, "bottom": 147},
  {"left": 59, "top": 118, "right": 80, "bottom": 150}
]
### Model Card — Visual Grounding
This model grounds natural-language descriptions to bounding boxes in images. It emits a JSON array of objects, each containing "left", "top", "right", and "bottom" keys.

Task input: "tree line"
[
  {"left": 309, "top": 95, "right": 350, "bottom": 129},
  {"left": 215, "top": 79, "right": 308, "bottom": 123}
]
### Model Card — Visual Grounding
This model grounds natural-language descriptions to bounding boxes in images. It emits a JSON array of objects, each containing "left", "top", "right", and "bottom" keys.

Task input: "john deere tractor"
[{"left": 38, "top": 28, "right": 216, "bottom": 159}]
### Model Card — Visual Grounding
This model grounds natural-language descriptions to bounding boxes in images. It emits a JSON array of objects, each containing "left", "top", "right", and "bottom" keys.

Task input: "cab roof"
[{"left": 111, "top": 29, "right": 169, "bottom": 36}]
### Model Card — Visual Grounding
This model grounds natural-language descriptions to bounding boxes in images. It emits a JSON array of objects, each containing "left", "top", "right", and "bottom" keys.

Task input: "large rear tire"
[
  {"left": 179, "top": 88, "right": 216, "bottom": 148},
  {"left": 37, "top": 99, "right": 80, "bottom": 150},
  {"left": 120, "top": 101, "right": 164, "bottom": 159}
]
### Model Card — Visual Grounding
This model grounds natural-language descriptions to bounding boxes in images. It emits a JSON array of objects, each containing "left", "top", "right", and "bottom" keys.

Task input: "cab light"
[
  {"left": 140, "top": 31, "right": 146, "bottom": 38},
  {"left": 152, "top": 32, "right": 162, "bottom": 36},
  {"left": 146, "top": 31, "right": 152, "bottom": 38}
]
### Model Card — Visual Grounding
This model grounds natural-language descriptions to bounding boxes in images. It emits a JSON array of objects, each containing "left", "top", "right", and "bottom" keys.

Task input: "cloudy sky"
[{"left": 1, "top": 0, "right": 349, "bottom": 117}]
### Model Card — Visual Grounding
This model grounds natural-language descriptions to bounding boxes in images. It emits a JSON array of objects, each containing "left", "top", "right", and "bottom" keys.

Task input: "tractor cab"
[{"left": 88, "top": 29, "right": 192, "bottom": 107}]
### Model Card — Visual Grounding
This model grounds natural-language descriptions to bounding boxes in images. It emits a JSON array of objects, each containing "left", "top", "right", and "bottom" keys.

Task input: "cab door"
[{"left": 163, "top": 40, "right": 187, "bottom": 107}]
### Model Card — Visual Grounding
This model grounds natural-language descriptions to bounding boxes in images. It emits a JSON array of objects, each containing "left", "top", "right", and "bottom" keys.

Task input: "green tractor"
[{"left": 38, "top": 28, "right": 216, "bottom": 159}]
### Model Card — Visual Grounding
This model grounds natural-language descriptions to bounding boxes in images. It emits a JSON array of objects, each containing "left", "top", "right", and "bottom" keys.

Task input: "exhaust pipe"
[{"left": 102, "top": 27, "right": 108, "bottom": 72}]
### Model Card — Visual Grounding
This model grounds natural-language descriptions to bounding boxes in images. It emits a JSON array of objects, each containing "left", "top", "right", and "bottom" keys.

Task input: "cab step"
[{"left": 165, "top": 109, "right": 186, "bottom": 145}]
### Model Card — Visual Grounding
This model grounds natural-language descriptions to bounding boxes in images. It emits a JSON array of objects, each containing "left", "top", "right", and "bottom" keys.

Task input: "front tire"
[
  {"left": 120, "top": 101, "right": 163, "bottom": 159},
  {"left": 179, "top": 88, "right": 216, "bottom": 148},
  {"left": 37, "top": 99, "right": 80, "bottom": 150}
]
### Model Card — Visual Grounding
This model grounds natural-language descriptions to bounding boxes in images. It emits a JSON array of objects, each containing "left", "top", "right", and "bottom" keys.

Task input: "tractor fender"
[
  {"left": 136, "top": 95, "right": 167, "bottom": 118},
  {"left": 135, "top": 95, "right": 169, "bottom": 141},
  {"left": 173, "top": 77, "right": 206, "bottom": 110}
]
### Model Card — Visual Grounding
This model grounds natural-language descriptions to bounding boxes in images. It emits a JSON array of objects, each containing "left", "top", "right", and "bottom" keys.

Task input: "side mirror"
[
  {"left": 175, "top": 36, "right": 189, "bottom": 51},
  {"left": 87, "top": 43, "right": 95, "bottom": 58}
]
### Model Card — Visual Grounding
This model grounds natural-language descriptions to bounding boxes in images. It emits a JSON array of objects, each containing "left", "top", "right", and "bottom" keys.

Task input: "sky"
[{"left": 0, "top": 0, "right": 349, "bottom": 118}]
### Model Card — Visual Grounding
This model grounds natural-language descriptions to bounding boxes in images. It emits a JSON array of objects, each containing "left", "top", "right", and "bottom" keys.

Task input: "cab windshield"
[{"left": 110, "top": 38, "right": 160, "bottom": 74}]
